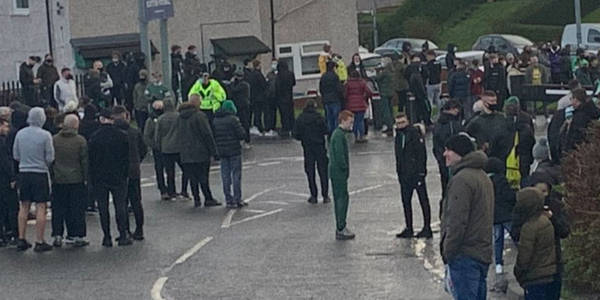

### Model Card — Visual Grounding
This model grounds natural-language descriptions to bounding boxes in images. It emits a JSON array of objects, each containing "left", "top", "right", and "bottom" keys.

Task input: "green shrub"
[
  {"left": 562, "top": 122, "right": 600, "bottom": 292},
  {"left": 492, "top": 23, "right": 563, "bottom": 43},
  {"left": 402, "top": 17, "right": 439, "bottom": 41},
  {"left": 518, "top": 0, "right": 600, "bottom": 26}
]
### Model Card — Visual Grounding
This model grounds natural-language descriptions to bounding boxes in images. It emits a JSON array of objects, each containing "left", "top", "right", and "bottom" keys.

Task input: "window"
[
  {"left": 588, "top": 29, "right": 600, "bottom": 44},
  {"left": 13, "top": 0, "right": 30, "bottom": 15},
  {"left": 276, "top": 40, "right": 329, "bottom": 79}
]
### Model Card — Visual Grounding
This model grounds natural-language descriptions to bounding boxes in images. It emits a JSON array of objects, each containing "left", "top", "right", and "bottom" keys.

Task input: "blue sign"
[{"left": 144, "top": 0, "right": 174, "bottom": 21}]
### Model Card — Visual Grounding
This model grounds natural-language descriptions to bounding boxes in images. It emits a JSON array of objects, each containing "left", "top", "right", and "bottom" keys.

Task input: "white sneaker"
[
  {"left": 381, "top": 125, "right": 388, "bottom": 132},
  {"left": 243, "top": 142, "right": 252, "bottom": 149},
  {"left": 264, "top": 130, "right": 277, "bottom": 137},
  {"left": 496, "top": 264, "right": 503, "bottom": 274},
  {"left": 249, "top": 127, "right": 261, "bottom": 136}
]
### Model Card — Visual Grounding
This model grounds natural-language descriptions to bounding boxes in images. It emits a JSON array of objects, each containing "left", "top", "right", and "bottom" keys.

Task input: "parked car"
[
  {"left": 375, "top": 38, "right": 446, "bottom": 57},
  {"left": 435, "top": 50, "right": 485, "bottom": 68},
  {"left": 359, "top": 52, "right": 384, "bottom": 78},
  {"left": 561, "top": 23, "right": 600, "bottom": 52},
  {"left": 472, "top": 34, "right": 534, "bottom": 56}
]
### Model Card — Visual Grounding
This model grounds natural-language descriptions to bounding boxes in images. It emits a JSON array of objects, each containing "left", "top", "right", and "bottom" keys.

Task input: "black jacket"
[
  {"left": 36, "top": 63, "right": 59, "bottom": 87},
  {"left": 115, "top": 120, "right": 147, "bottom": 179},
  {"left": 547, "top": 109, "right": 565, "bottom": 164},
  {"left": 169, "top": 103, "right": 217, "bottom": 163},
  {"left": 171, "top": 53, "right": 184, "bottom": 75},
  {"left": 213, "top": 111, "right": 245, "bottom": 158},
  {"left": 88, "top": 124, "right": 130, "bottom": 186},
  {"left": 319, "top": 71, "right": 343, "bottom": 105},
  {"left": 293, "top": 107, "right": 328, "bottom": 147},
  {"left": 395, "top": 126, "right": 427, "bottom": 181},
  {"left": 561, "top": 101, "right": 600, "bottom": 154},
  {"left": 406, "top": 64, "right": 427, "bottom": 100},
  {"left": 507, "top": 111, "right": 536, "bottom": 177},
  {"left": 466, "top": 112, "right": 513, "bottom": 162},
  {"left": 445, "top": 44, "right": 457, "bottom": 71},
  {"left": 485, "top": 158, "right": 516, "bottom": 224},
  {"left": 183, "top": 52, "right": 203, "bottom": 79},
  {"left": 228, "top": 79, "right": 251, "bottom": 111},
  {"left": 433, "top": 112, "right": 463, "bottom": 164},
  {"left": 484, "top": 63, "right": 507, "bottom": 93},
  {"left": 106, "top": 61, "right": 126, "bottom": 86},
  {"left": 424, "top": 60, "right": 442, "bottom": 85},
  {"left": 448, "top": 70, "right": 471, "bottom": 98},
  {"left": 347, "top": 62, "right": 368, "bottom": 79},
  {"left": 244, "top": 69, "right": 268, "bottom": 103},
  {"left": 276, "top": 62, "right": 296, "bottom": 103},
  {"left": 0, "top": 135, "right": 15, "bottom": 189},
  {"left": 19, "top": 62, "right": 35, "bottom": 87}
]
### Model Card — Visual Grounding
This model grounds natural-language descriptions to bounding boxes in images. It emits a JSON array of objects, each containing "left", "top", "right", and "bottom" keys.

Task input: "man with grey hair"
[
  {"left": 13, "top": 107, "right": 55, "bottom": 252},
  {"left": 51, "top": 114, "right": 89, "bottom": 247}
]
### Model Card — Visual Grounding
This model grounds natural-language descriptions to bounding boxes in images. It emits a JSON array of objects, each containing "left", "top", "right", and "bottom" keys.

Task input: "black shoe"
[
  {"left": 236, "top": 202, "right": 248, "bottom": 208},
  {"left": 0, "top": 239, "right": 6, "bottom": 247},
  {"left": 7, "top": 237, "right": 17, "bottom": 247},
  {"left": 395, "top": 228, "right": 414, "bottom": 239},
  {"left": 194, "top": 200, "right": 201, "bottom": 207},
  {"left": 307, "top": 196, "right": 317, "bottom": 204},
  {"left": 416, "top": 228, "right": 433, "bottom": 239},
  {"left": 322, "top": 197, "right": 331, "bottom": 203},
  {"left": 117, "top": 236, "right": 133, "bottom": 246},
  {"left": 204, "top": 200, "right": 222, "bottom": 207},
  {"left": 33, "top": 242, "right": 53, "bottom": 252},
  {"left": 132, "top": 230, "right": 144, "bottom": 241},
  {"left": 16, "top": 239, "right": 32, "bottom": 251},
  {"left": 73, "top": 238, "right": 90, "bottom": 247},
  {"left": 102, "top": 236, "right": 113, "bottom": 247}
]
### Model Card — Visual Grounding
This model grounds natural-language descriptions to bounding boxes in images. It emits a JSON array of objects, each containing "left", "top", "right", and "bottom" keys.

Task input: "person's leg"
[
  {"left": 6, "top": 189, "right": 18, "bottom": 240},
  {"left": 525, "top": 282, "right": 549, "bottom": 300},
  {"left": 128, "top": 178, "right": 144, "bottom": 235},
  {"left": 239, "top": 109, "right": 251, "bottom": 142},
  {"left": 415, "top": 180, "right": 431, "bottom": 230},
  {"left": 111, "top": 182, "right": 130, "bottom": 239},
  {"left": 434, "top": 84, "right": 442, "bottom": 107},
  {"left": 18, "top": 201, "right": 32, "bottom": 240},
  {"left": 331, "top": 177, "right": 349, "bottom": 232},
  {"left": 34, "top": 202, "right": 48, "bottom": 243},
  {"left": 372, "top": 99, "right": 382, "bottom": 130},
  {"left": 325, "top": 104, "right": 335, "bottom": 134},
  {"left": 355, "top": 112, "right": 365, "bottom": 139},
  {"left": 176, "top": 155, "right": 189, "bottom": 196},
  {"left": 183, "top": 163, "right": 200, "bottom": 205},
  {"left": 304, "top": 147, "right": 318, "bottom": 198},
  {"left": 64, "top": 184, "right": 76, "bottom": 238},
  {"left": 95, "top": 183, "right": 111, "bottom": 239},
  {"left": 221, "top": 157, "right": 233, "bottom": 205},
  {"left": 198, "top": 161, "right": 216, "bottom": 203},
  {"left": 71, "top": 184, "right": 87, "bottom": 238},
  {"left": 449, "top": 255, "right": 484, "bottom": 300},
  {"left": 477, "top": 261, "right": 489, "bottom": 300},
  {"left": 316, "top": 146, "right": 329, "bottom": 199},
  {"left": 549, "top": 273, "right": 562, "bottom": 300},
  {"left": 381, "top": 96, "right": 394, "bottom": 130},
  {"left": 0, "top": 192, "right": 7, "bottom": 241},
  {"left": 153, "top": 150, "right": 167, "bottom": 196},
  {"left": 438, "top": 162, "right": 450, "bottom": 199},
  {"left": 400, "top": 181, "right": 414, "bottom": 231},
  {"left": 253, "top": 102, "right": 264, "bottom": 132},
  {"left": 164, "top": 153, "right": 177, "bottom": 197},
  {"left": 493, "top": 223, "right": 505, "bottom": 268},
  {"left": 231, "top": 155, "right": 242, "bottom": 205},
  {"left": 426, "top": 84, "right": 435, "bottom": 109},
  {"left": 397, "top": 90, "right": 408, "bottom": 113},
  {"left": 51, "top": 184, "right": 67, "bottom": 238}
]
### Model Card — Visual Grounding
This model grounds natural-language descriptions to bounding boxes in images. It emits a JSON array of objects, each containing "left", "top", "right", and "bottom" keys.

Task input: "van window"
[{"left": 588, "top": 29, "right": 600, "bottom": 43}]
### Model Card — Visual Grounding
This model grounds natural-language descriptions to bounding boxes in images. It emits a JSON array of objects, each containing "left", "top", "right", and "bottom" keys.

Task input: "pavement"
[{"left": 0, "top": 129, "right": 519, "bottom": 299}]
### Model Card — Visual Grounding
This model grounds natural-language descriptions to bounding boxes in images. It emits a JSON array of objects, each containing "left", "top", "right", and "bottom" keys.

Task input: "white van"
[{"left": 561, "top": 23, "right": 600, "bottom": 52}]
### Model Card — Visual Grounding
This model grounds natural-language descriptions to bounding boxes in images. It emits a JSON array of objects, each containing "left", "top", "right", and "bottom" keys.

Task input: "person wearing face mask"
[
  {"left": 133, "top": 70, "right": 151, "bottom": 132},
  {"left": 347, "top": 53, "right": 368, "bottom": 79},
  {"left": 182, "top": 45, "right": 203, "bottom": 102},
  {"left": 84, "top": 60, "right": 113, "bottom": 109},
  {"left": 264, "top": 59, "right": 279, "bottom": 136},
  {"left": 171, "top": 45, "right": 184, "bottom": 101},
  {"left": 19, "top": 56, "right": 41, "bottom": 107},
  {"left": 465, "top": 90, "right": 513, "bottom": 163},
  {"left": 503, "top": 96, "right": 535, "bottom": 188},
  {"left": 394, "top": 113, "right": 431, "bottom": 239},
  {"left": 53, "top": 68, "right": 77, "bottom": 113},
  {"left": 106, "top": 52, "right": 127, "bottom": 106},
  {"left": 37, "top": 54, "right": 59, "bottom": 108},
  {"left": 575, "top": 60, "right": 593, "bottom": 86},
  {"left": 484, "top": 54, "right": 507, "bottom": 109},
  {"left": 188, "top": 72, "right": 227, "bottom": 125}
]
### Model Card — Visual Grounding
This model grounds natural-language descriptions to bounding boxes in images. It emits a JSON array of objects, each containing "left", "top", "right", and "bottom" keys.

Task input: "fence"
[{"left": 0, "top": 75, "right": 87, "bottom": 107}]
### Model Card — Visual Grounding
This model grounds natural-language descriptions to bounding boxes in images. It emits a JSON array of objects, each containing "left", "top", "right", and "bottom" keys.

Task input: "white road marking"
[
  {"left": 221, "top": 209, "right": 236, "bottom": 229},
  {"left": 257, "top": 161, "right": 282, "bottom": 167},
  {"left": 279, "top": 191, "right": 310, "bottom": 198},
  {"left": 229, "top": 208, "right": 284, "bottom": 227},
  {"left": 349, "top": 184, "right": 385, "bottom": 196},
  {"left": 173, "top": 237, "right": 214, "bottom": 265},
  {"left": 221, "top": 187, "right": 282, "bottom": 228},
  {"left": 355, "top": 150, "right": 393, "bottom": 156},
  {"left": 385, "top": 173, "right": 397, "bottom": 180},
  {"left": 151, "top": 277, "right": 168, "bottom": 300},
  {"left": 261, "top": 200, "right": 290, "bottom": 205},
  {"left": 243, "top": 209, "right": 266, "bottom": 214},
  {"left": 141, "top": 182, "right": 157, "bottom": 188},
  {"left": 244, "top": 187, "right": 281, "bottom": 203}
]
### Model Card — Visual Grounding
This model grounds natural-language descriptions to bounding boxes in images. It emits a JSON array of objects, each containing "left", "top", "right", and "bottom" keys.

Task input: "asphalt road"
[{"left": 0, "top": 132, "right": 471, "bottom": 300}]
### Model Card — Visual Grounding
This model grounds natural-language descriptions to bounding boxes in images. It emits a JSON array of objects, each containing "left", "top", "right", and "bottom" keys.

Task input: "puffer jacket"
[
  {"left": 344, "top": 78, "right": 371, "bottom": 112},
  {"left": 213, "top": 110, "right": 245, "bottom": 158},
  {"left": 432, "top": 112, "right": 463, "bottom": 164},
  {"left": 441, "top": 151, "right": 494, "bottom": 265},
  {"left": 320, "top": 71, "right": 343, "bottom": 105},
  {"left": 513, "top": 188, "right": 557, "bottom": 287},
  {"left": 167, "top": 103, "right": 216, "bottom": 163},
  {"left": 293, "top": 106, "right": 328, "bottom": 147},
  {"left": 395, "top": 125, "right": 426, "bottom": 181},
  {"left": 448, "top": 70, "right": 471, "bottom": 98}
]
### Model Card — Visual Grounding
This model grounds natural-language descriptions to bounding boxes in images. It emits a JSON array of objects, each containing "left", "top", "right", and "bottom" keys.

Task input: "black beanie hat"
[{"left": 445, "top": 134, "right": 475, "bottom": 157}]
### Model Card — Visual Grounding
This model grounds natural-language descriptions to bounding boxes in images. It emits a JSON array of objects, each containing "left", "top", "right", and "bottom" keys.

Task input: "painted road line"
[
  {"left": 261, "top": 200, "right": 290, "bottom": 205},
  {"left": 245, "top": 187, "right": 281, "bottom": 203},
  {"left": 257, "top": 161, "right": 282, "bottom": 167},
  {"left": 221, "top": 209, "right": 236, "bottom": 229},
  {"left": 151, "top": 277, "right": 168, "bottom": 300},
  {"left": 229, "top": 208, "right": 284, "bottom": 227},
  {"left": 279, "top": 191, "right": 310, "bottom": 198},
  {"left": 173, "top": 237, "right": 214, "bottom": 265},
  {"left": 385, "top": 173, "right": 397, "bottom": 180},
  {"left": 349, "top": 184, "right": 385, "bottom": 196},
  {"left": 243, "top": 209, "right": 266, "bottom": 214},
  {"left": 355, "top": 150, "right": 393, "bottom": 156},
  {"left": 141, "top": 182, "right": 157, "bottom": 188}
]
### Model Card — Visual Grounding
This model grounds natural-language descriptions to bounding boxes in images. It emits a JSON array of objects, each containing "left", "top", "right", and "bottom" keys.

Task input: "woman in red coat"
[{"left": 344, "top": 70, "right": 372, "bottom": 143}]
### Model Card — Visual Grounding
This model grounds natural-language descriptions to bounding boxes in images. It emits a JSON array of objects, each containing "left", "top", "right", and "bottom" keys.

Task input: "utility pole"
[
  {"left": 372, "top": 0, "right": 378, "bottom": 49},
  {"left": 138, "top": 0, "right": 152, "bottom": 74},
  {"left": 575, "top": 0, "right": 582, "bottom": 48},
  {"left": 270, "top": 0, "right": 276, "bottom": 58},
  {"left": 160, "top": 19, "right": 171, "bottom": 90},
  {"left": 45, "top": 0, "right": 53, "bottom": 56}
]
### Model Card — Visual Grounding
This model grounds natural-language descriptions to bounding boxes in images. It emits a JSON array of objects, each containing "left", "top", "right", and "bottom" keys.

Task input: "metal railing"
[{"left": 0, "top": 75, "right": 86, "bottom": 107}]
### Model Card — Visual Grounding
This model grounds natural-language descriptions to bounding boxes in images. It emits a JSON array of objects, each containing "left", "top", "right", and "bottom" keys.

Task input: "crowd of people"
[{"left": 6, "top": 41, "right": 600, "bottom": 300}]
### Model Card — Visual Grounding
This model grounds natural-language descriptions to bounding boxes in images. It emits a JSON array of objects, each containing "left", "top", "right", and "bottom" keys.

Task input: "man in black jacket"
[
  {"left": 113, "top": 106, "right": 147, "bottom": 240},
  {"left": 245, "top": 60, "right": 268, "bottom": 135},
  {"left": 229, "top": 70, "right": 252, "bottom": 146},
  {"left": 433, "top": 100, "right": 463, "bottom": 199},
  {"left": 293, "top": 100, "right": 330, "bottom": 204},
  {"left": 320, "top": 61, "right": 343, "bottom": 135},
  {"left": 405, "top": 56, "right": 431, "bottom": 125},
  {"left": 504, "top": 96, "right": 535, "bottom": 185},
  {"left": 36, "top": 54, "right": 59, "bottom": 108},
  {"left": 394, "top": 113, "right": 431, "bottom": 239},
  {"left": 0, "top": 118, "right": 16, "bottom": 246},
  {"left": 276, "top": 61, "right": 296, "bottom": 137},
  {"left": 448, "top": 60, "right": 472, "bottom": 119},
  {"left": 182, "top": 46, "right": 203, "bottom": 102},
  {"left": 484, "top": 54, "right": 507, "bottom": 108},
  {"left": 213, "top": 101, "right": 246, "bottom": 209},
  {"left": 171, "top": 45, "right": 184, "bottom": 100},
  {"left": 88, "top": 109, "right": 131, "bottom": 247},
  {"left": 424, "top": 50, "right": 442, "bottom": 109},
  {"left": 560, "top": 88, "right": 600, "bottom": 155},
  {"left": 106, "top": 52, "right": 127, "bottom": 106},
  {"left": 19, "top": 56, "right": 41, "bottom": 107}
]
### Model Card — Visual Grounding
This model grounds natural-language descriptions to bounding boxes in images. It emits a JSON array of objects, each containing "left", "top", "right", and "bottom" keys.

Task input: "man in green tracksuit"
[{"left": 329, "top": 110, "right": 355, "bottom": 240}]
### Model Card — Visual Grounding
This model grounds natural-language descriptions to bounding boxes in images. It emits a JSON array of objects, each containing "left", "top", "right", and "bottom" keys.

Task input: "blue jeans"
[
  {"left": 494, "top": 222, "right": 512, "bottom": 266},
  {"left": 352, "top": 111, "right": 365, "bottom": 139},
  {"left": 525, "top": 279, "right": 560, "bottom": 300},
  {"left": 449, "top": 255, "right": 489, "bottom": 300},
  {"left": 220, "top": 155, "right": 242, "bottom": 205},
  {"left": 325, "top": 103, "right": 341, "bottom": 135}
]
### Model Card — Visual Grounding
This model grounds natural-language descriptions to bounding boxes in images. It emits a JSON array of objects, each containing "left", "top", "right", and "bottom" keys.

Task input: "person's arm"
[
  {"left": 514, "top": 221, "right": 536, "bottom": 285},
  {"left": 233, "top": 117, "right": 246, "bottom": 141},
  {"left": 45, "top": 133, "right": 55, "bottom": 165},
  {"left": 442, "top": 179, "right": 472, "bottom": 263},
  {"left": 137, "top": 131, "right": 147, "bottom": 161},
  {"left": 54, "top": 82, "right": 61, "bottom": 104},
  {"left": 80, "top": 139, "right": 89, "bottom": 183},
  {"left": 101, "top": 73, "right": 113, "bottom": 89},
  {"left": 0, "top": 139, "right": 14, "bottom": 182},
  {"left": 448, "top": 73, "right": 455, "bottom": 97},
  {"left": 330, "top": 133, "right": 348, "bottom": 173},
  {"left": 143, "top": 119, "right": 155, "bottom": 148}
]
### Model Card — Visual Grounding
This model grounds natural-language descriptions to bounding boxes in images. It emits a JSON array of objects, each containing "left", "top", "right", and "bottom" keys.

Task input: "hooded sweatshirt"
[{"left": 13, "top": 107, "right": 54, "bottom": 173}]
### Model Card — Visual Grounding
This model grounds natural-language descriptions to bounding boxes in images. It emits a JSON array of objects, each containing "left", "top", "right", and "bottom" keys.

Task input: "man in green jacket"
[
  {"left": 51, "top": 114, "right": 89, "bottom": 247},
  {"left": 133, "top": 70, "right": 151, "bottom": 132},
  {"left": 329, "top": 110, "right": 355, "bottom": 240}
]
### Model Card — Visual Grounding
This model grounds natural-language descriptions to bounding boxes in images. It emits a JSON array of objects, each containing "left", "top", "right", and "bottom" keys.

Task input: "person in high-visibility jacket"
[{"left": 188, "top": 72, "right": 227, "bottom": 122}]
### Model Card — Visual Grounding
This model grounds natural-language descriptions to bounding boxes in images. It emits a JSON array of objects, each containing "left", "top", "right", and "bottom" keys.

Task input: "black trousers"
[
  {"left": 399, "top": 177, "right": 431, "bottom": 231},
  {"left": 437, "top": 161, "right": 450, "bottom": 199},
  {"left": 40, "top": 85, "right": 56, "bottom": 108},
  {"left": 182, "top": 162, "right": 214, "bottom": 203},
  {"left": 266, "top": 100, "right": 277, "bottom": 131},
  {"left": 252, "top": 102, "right": 268, "bottom": 132},
  {"left": 52, "top": 183, "right": 86, "bottom": 238},
  {"left": 153, "top": 150, "right": 166, "bottom": 195},
  {"left": 278, "top": 101, "right": 295, "bottom": 133},
  {"left": 110, "top": 84, "right": 125, "bottom": 106},
  {"left": 126, "top": 178, "right": 144, "bottom": 232},
  {"left": 201, "top": 109, "right": 215, "bottom": 130},
  {"left": 238, "top": 108, "right": 251, "bottom": 143},
  {"left": 0, "top": 187, "right": 18, "bottom": 239},
  {"left": 164, "top": 153, "right": 189, "bottom": 196},
  {"left": 303, "top": 145, "right": 329, "bottom": 198},
  {"left": 95, "top": 181, "right": 129, "bottom": 239},
  {"left": 396, "top": 89, "right": 409, "bottom": 113}
]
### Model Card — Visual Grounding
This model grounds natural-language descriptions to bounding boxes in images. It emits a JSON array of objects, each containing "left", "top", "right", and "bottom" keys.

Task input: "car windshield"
[
  {"left": 502, "top": 35, "right": 533, "bottom": 47},
  {"left": 362, "top": 56, "right": 383, "bottom": 68}
]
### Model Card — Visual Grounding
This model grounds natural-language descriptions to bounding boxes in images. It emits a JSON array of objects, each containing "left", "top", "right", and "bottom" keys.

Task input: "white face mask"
[{"left": 271, "top": 63, "right": 277, "bottom": 70}]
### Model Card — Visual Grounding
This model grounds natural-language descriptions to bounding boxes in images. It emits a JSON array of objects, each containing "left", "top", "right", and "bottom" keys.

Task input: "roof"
[
  {"left": 70, "top": 33, "right": 159, "bottom": 59},
  {"left": 210, "top": 36, "right": 271, "bottom": 58}
]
